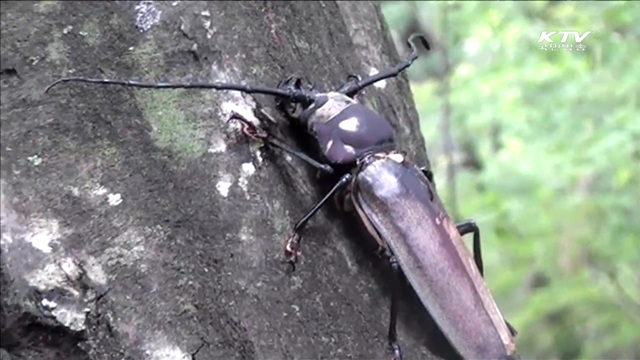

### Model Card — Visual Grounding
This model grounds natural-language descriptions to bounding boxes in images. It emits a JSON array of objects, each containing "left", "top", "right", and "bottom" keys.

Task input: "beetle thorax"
[
  {"left": 304, "top": 92, "right": 396, "bottom": 165},
  {"left": 305, "top": 92, "right": 357, "bottom": 127}
]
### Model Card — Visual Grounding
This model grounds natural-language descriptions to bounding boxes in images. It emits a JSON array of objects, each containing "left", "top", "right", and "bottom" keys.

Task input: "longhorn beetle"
[{"left": 46, "top": 33, "right": 519, "bottom": 360}]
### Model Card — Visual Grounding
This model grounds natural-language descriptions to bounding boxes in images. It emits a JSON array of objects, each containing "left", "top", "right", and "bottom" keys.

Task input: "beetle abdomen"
[{"left": 352, "top": 153, "right": 516, "bottom": 359}]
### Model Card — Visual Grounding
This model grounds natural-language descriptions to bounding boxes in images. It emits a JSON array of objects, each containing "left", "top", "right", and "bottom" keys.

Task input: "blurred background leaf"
[{"left": 380, "top": 1, "right": 640, "bottom": 358}]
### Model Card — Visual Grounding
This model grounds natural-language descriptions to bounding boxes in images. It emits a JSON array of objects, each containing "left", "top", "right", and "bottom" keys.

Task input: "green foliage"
[{"left": 381, "top": 1, "right": 640, "bottom": 358}]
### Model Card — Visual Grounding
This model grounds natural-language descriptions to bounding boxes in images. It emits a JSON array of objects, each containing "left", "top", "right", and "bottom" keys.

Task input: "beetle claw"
[
  {"left": 284, "top": 232, "right": 302, "bottom": 270},
  {"left": 390, "top": 343, "right": 402, "bottom": 360},
  {"left": 227, "top": 111, "right": 267, "bottom": 140}
]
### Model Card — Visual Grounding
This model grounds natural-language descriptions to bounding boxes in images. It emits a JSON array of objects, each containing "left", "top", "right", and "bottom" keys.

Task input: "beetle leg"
[
  {"left": 333, "top": 189, "right": 354, "bottom": 213},
  {"left": 456, "top": 221, "right": 483, "bottom": 276},
  {"left": 387, "top": 249, "right": 403, "bottom": 360},
  {"left": 284, "top": 173, "right": 353, "bottom": 270},
  {"left": 456, "top": 221, "right": 518, "bottom": 337},
  {"left": 417, "top": 166, "right": 436, "bottom": 202},
  {"left": 227, "top": 111, "right": 333, "bottom": 175},
  {"left": 337, "top": 33, "right": 430, "bottom": 97},
  {"left": 505, "top": 320, "right": 518, "bottom": 337},
  {"left": 418, "top": 166, "right": 435, "bottom": 184}
]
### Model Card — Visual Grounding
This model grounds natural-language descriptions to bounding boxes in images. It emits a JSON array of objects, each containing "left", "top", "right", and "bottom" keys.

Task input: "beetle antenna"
[
  {"left": 44, "top": 77, "right": 315, "bottom": 104},
  {"left": 336, "top": 33, "right": 431, "bottom": 97},
  {"left": 407, "top": 33, "right": 431, "bottom": 54}
]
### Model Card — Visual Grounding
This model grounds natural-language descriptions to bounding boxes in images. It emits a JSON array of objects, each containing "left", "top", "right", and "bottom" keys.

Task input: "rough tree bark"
[{"left": 1, "top": 2, "right": 457, "bottom": 359}]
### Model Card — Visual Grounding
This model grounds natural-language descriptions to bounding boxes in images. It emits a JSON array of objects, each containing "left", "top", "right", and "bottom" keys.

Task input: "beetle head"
[
  {"left": 275, "top": 77, "right": 395, "bottom": 166},
  {"left": 275, "top": 76, "right": 320, "bottom": 125}
]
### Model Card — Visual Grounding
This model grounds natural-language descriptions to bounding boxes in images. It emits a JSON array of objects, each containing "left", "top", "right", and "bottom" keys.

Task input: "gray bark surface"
[{"left": 1, "top": 2, "right": 453, "bottom": 359}]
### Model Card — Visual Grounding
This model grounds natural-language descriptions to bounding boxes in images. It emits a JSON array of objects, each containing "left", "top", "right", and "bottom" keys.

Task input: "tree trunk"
[{"left": 1, "top": 2, "right": 450, "bottom": 359}]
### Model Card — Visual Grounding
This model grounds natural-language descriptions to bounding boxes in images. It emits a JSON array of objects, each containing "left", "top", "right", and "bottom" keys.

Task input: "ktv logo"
[{"left": 537, "top": 31, "right": 592, "bottom": 52}]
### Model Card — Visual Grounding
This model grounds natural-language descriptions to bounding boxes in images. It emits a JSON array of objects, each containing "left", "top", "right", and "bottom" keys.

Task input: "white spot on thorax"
[
  {"left": 135, "top": 1, "right": 162, "bottom": 32},
  {"left": 369, "top": 67, "right": 387, "bottom": 89},
  {"left": 107, "top": 193, "right": 123, "bottom": 206},
  {"left": 338, "top": 116, "right": 360, "bottom": 132}
]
